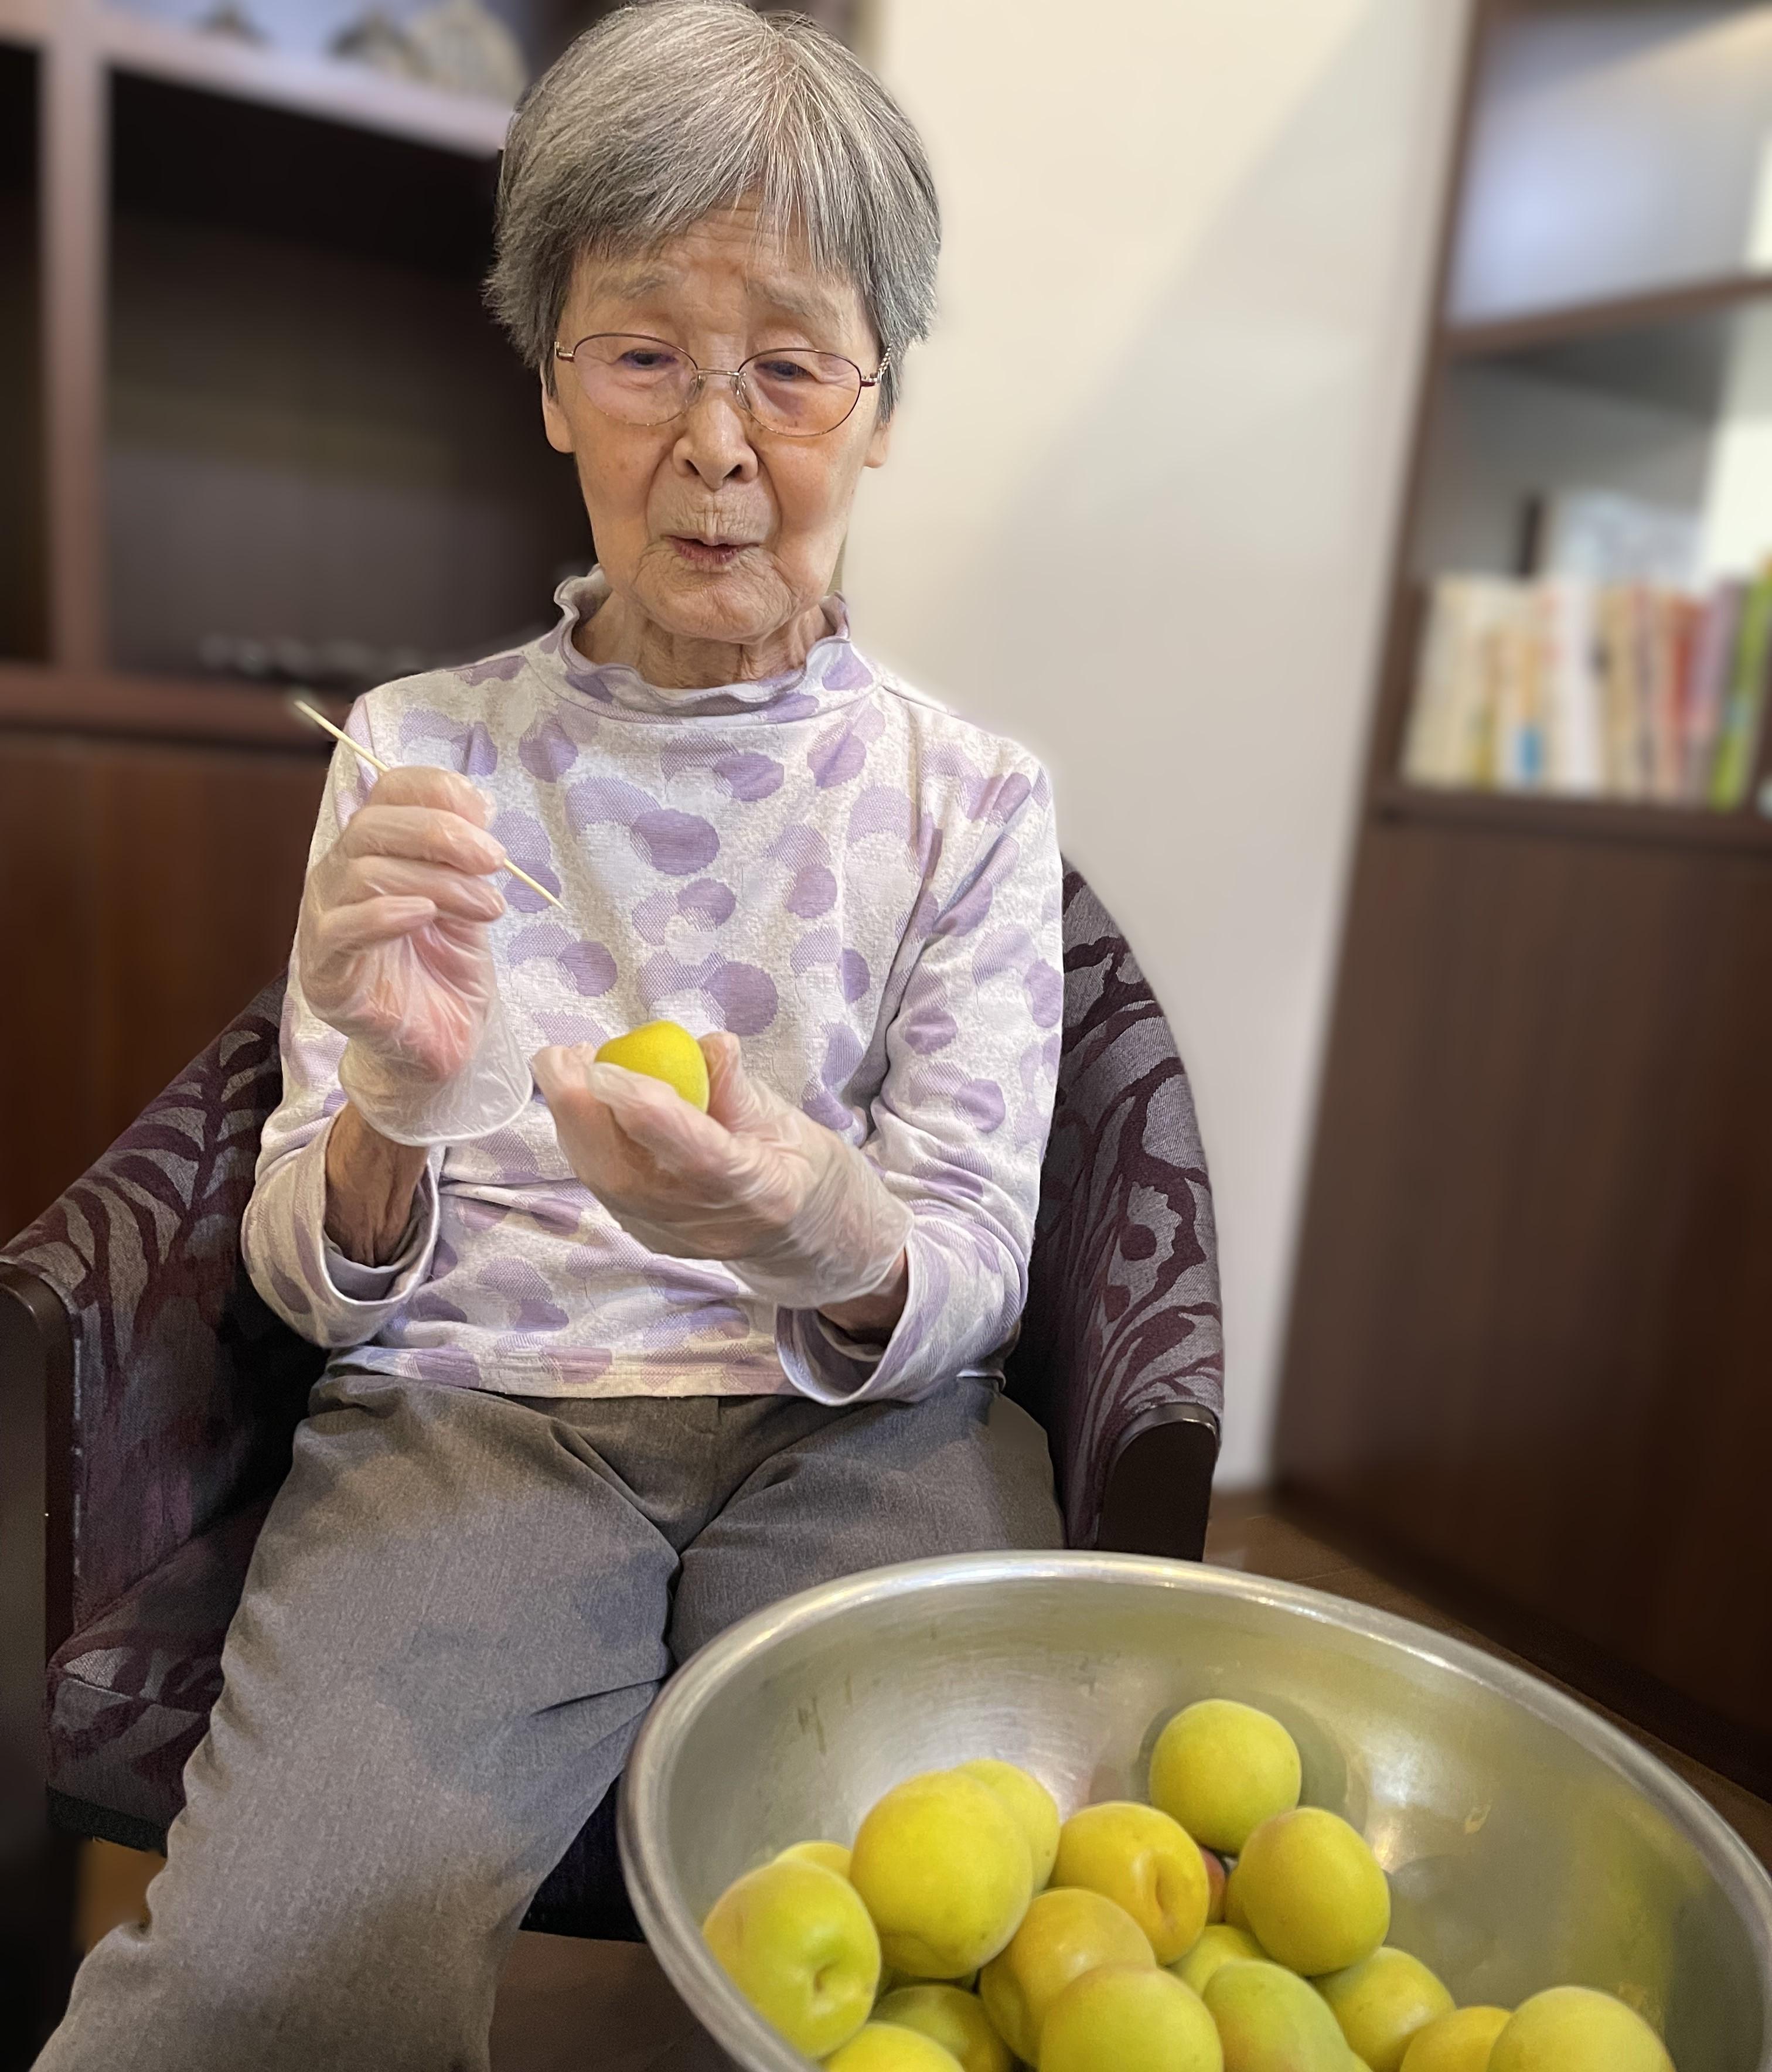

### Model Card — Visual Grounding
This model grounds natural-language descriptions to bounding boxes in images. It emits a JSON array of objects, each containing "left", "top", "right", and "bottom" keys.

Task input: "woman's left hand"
[{"left": 533, "top": 1033, "right": 911, "bottom": 1311}]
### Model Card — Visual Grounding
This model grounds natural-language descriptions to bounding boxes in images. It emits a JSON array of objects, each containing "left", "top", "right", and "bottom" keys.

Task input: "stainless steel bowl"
[{"left": 619, "top": 1553, "right": 1772, "bottom": 2072}]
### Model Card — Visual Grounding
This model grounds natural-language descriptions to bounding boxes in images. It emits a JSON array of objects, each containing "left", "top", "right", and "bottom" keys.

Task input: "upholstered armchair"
[{"left": 1, "top": 868, "right": 1222, "bottom": 1945}]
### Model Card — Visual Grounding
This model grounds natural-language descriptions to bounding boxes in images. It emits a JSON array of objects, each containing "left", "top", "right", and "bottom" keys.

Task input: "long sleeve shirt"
[{"left": 241, "top": 571, "right": 1062, "bottom": 1406}]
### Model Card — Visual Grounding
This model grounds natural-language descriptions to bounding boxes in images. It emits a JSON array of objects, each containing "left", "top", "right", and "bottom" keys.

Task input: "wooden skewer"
[{"left": 291, "top": 697, "right": 562, "bottom": 910}]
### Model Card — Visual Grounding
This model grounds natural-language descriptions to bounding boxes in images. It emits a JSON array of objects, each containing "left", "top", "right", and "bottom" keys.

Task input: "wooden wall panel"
[
  {"left": 0, "top": 44, "right": 43, "bottom": 665},
  {"left": 1277, "top": 816, "right": 1772, "bottom": 1774},
  {"left": 0, "top": 738, "right": 104, "bottom": 1240},
  {"left": 1, "top": 733, "right": 324, "bottom": 1241}
]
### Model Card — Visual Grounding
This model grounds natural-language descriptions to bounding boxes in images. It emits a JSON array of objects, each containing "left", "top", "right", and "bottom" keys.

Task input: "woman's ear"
[
  {"left": 541, "top": 366, "right": 575, "bottom": 455},
  {"left": 864, "top": 409, "right": 894, "bottom": 470}
]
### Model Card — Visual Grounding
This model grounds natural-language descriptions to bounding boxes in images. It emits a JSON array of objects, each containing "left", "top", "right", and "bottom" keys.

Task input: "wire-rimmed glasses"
[{"left": 554, "top": 333, "right": 886, "bottom": 438}]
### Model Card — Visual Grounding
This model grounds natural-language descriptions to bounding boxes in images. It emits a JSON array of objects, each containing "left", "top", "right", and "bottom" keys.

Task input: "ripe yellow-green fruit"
[
  {"left": 880, "top": 1967, "right": 979, "bottom": 1997},
  {"left": 1200, "top": 1845, "right": 1228, "bottom": 1923},
  {"left": 1398, "top": 2005, "right": 1511, "bottom": 2072},
  {"left": 593, "top": 1020, "right": 710, "bottom": 1109},
  {"left": 1204, "top": 1959, "right": 1350, "bottom": 2070},
  {"left": 1234, "top": 1809, "right": 1391, "bottom": 1976},
  {"left": 1171, "top": 1924, "right": 1266, "bottom": 1997},
  {"left": 702, "top": 1856, "right": 880, "bottom": 2058},
  {"left": 978, "top": 1886, "right": 1155, "bottom": 2063},
  {"left": 1317, "top": 1949, "right": 1454, "bottom": 2072},
  {"left": 875, "top": 1985, "right": 1012, "bottom": 2072},
  {"left": 1149, "top": 1702, "right": 1303, "bottom": 1855},
  {"left": 956, "top": 1761, "right": 1062, "bottom": 1889},
  {"left": 1052, "top": 1801, "right": 1211, "bottom": 1964},
  {"left": 850, "top": 1771, "right": 1035, "bottom": 1979},
  {"left": 826, "top": 2021, "right": 967, "bottom": 2072},
  {"left": 777, "top": 1839, "right": 851, "bottom": 1880},
  {"left": 1038, "top": 1963, "right": 1224, "bottom": 2072},
  {"left": 1224, "top": 1862, "right": 1254, "bottom": 1933},
  {"left": 1488, "top": 1986, "right": 1675, "bottom": 2072}
]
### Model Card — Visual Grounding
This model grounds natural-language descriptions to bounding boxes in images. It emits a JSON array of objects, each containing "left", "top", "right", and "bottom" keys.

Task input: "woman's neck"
[{"left": 577, "top": 589, "right": 834, "bottom": 690}]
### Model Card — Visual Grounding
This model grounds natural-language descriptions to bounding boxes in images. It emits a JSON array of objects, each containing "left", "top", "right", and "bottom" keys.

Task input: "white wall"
[
  {"left": 847, "top": 0, "right": 1471, "bottom": 1485},
  {"left": 1701, "top": 306, "right": 1772, "bottom": 578}
]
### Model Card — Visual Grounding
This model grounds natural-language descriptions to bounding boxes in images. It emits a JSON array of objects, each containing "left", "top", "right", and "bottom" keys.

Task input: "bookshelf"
[
  {"left": 0, "top": 0, "right": 594, "bottom": 699},
  {"left": 1277, "top": 0, "right": 1772, "bottom": 1794},
  {"left": 0, "top": 0, "right": 604, "bottom": 1240},
  {"left": 105, "top": 71, "right": 587, "bottom": 683}
]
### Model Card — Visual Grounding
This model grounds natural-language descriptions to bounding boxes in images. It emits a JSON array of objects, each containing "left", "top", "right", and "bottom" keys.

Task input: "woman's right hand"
[{"left": 296, "top": 764, "right": 512, "bottom": 1120}]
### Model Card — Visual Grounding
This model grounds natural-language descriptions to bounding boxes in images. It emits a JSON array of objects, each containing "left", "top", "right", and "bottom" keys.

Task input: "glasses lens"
[
  {"left": 741, "top": 350, "right": 864, "bottom": 435},
  {"left": 571, "top": 335, "right": 696, "bottom": 425}
]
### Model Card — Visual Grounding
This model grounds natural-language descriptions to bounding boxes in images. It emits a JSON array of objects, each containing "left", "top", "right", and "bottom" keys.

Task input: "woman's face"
[{"left": 543, "top": 201, "right": 892, "bottom": 656}]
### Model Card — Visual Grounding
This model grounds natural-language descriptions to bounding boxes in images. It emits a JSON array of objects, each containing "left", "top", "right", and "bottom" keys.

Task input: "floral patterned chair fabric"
[{"left": 2, "top": 867, "right": 1221, "bottom": 1940}]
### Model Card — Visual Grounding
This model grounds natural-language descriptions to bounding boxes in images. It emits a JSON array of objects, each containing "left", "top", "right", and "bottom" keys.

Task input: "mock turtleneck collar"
[{"left": 533, "top": 568, "right": 879, "bottom": 723}]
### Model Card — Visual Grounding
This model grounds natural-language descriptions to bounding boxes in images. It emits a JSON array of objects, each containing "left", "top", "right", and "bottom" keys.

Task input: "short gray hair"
[{"left": 487, "top": 0, "right": 939, "bottom": 417}]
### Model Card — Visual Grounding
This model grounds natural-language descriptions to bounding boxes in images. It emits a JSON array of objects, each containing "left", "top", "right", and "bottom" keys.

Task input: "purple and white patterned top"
[{"left": 241, "top": 571, "right": 1063, "bottom": 1405}]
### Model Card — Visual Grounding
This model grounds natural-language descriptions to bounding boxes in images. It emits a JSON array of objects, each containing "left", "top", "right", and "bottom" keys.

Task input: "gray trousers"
[{"left": 39, "top": 1372, "right": 1062, "bottom": 2071}]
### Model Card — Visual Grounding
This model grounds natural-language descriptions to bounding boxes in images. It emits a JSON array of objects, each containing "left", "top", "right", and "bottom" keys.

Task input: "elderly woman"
[{"left": 39, "top": 4, "right": 1064, "bottom": 2067}]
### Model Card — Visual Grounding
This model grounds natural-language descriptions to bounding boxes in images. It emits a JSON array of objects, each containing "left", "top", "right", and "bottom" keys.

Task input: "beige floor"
[
  {"left": 74, "top": 1845, "right": 725, "bottom": 2071},
  {"left": 75, "top": 1490, "right": 1772, "bottom": 2068}
]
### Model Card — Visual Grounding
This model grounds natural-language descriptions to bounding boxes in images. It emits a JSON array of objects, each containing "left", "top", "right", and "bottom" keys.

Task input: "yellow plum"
[
  {"left": 1051, "top": 1801, "right": 1210, "bottom": 1964},
  {"left": 702, "top": 1855, "right": 879, "bottom": 2059},
  {"left": 1038, "top": 1963, "right": 1224, "bottom": 2072},
  {"left": 978, "top": 1886, "right": 1154, "bottom": 2064},
  {"left": 1317, "top": 1948, "right": 1454, "bottom": 2072},
  {"left": 874, "top": 1984, "right": 1012, "bottom": 2072},
  {"left": 850, "top": 1771, "right": 1034, "bottom": 1979},
  {"left": 594, "top": 1020, "right": 710, "bottom": 1109},
  {"left": 1149, "top": 1702, "right": 1303, "bottom": 1856},
  {"left": 1234, "top": 1809, "right": 1390, "bottom": 1976}
]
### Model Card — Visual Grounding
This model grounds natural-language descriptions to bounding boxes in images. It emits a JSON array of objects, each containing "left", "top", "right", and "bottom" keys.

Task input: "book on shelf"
[{"left": 1402, "top": 567, "right": 1772, "bottom": 810}]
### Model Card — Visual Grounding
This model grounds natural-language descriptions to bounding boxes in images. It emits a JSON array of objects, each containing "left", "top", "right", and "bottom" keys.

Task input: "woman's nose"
[{"left": 673, "top": 377, "right": 759, "bottom": 486}]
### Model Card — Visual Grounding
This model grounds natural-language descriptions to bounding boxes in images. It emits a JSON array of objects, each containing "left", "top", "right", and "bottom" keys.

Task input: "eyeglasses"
[{"left": 553, "top": 333, "right": 886, "bottom": 438}]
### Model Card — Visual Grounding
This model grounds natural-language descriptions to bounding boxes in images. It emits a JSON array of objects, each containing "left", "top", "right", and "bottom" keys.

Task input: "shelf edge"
[
  {"left": 1444, "top": 271, "right": 1772, "bottom": 359},
  {"left": 0, "top": 662, "right": 346, "bottom": 754},
  {"left": 1372, "top": 779, "right": 1772, "bottom": 857},
  {"left": 94, "top": 4, "right": 512, "bottom": 158}
]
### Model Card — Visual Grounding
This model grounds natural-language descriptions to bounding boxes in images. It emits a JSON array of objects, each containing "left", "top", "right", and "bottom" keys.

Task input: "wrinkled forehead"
[{"left": 567, "top": 206, "right": 871, "bottom": 342}]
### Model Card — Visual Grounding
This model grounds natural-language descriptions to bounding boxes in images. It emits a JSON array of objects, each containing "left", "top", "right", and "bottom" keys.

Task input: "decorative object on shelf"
[
  {"left": 405, "top": 0, "right": 527, "bottom": 103},
  {"left": 1402, "top": 561, "right": 1772, "bottom": 809},
  {"left": 1525, "top": 488, "right": 1699, "bottom": 590},
  {"left": 329, "top": 10, "right": 428, "bottom": 83},
  {"left": 196, "top": 632, "right": 428, "bottom": 693},
  {"left": 196, "top": 2, "right": 266, "bottom": 43}
]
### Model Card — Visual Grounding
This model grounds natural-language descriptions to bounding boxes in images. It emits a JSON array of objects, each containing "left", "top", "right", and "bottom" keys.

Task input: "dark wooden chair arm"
[
  {"left": 0, "top": 1264, "right": 84, "bottom": 2049},
  {"left": 1095, "top": 1403, "right": 1222, "bottom": 1563},
  {"left": 0, "top": 1262, "right": 75, "bottom": 1667}
]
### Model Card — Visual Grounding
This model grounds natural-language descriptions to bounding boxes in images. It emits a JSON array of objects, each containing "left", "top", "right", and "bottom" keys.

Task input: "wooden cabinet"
[
  {"left": 0, "top": 714, "right": 326, "bottom": 1239},
  {"left": 1277, "top": 0, "right": 1772, "bottom": 1792},
  {"left": 1280, "top": 798, "right": 1772, "bottom": 1787}
]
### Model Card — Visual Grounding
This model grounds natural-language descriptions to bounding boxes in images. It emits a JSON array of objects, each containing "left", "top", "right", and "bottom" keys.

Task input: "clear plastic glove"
[
  {"left": 296, "top": 763, "right": 532, "bottom": 1147},
  {"left": 533, "top": 1032, "right": 913, "bottom": 1310}
]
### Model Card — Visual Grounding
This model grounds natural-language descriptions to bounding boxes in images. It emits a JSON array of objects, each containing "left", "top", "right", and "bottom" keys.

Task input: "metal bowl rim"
[{"left": 618, "top": 1550, "right": 1772, "bottom": 2072}]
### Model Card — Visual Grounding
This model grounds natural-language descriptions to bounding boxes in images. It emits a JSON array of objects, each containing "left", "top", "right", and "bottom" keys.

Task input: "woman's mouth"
[{"left": 669, "top": 536, "right": 747, "bottom": 570}]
